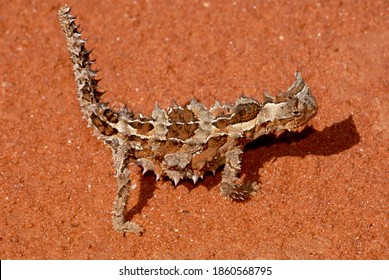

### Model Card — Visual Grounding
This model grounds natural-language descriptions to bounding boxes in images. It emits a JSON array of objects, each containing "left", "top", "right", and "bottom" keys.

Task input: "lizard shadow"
[
  {"left": 241, "top": 114, "right": 360, "bottom": 190},
  {"left": 126, "top": 115, "right": 360, "bottom": 222}
]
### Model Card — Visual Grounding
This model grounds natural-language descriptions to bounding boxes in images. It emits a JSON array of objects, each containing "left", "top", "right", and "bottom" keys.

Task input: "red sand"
[{"left": 0, "top": 0, "right": 387, "bottom": 259}]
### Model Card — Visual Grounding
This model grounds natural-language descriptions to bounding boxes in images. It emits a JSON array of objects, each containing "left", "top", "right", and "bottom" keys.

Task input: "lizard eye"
[{"left": 292, "top": 110, "right": 302, "bottom": 117}]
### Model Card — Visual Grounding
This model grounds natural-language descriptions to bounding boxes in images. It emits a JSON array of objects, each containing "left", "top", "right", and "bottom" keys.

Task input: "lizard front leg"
[
  {"left": 112, "top": 148, "right": 144, "bottom": 234},
  {"left": 220, "top": 146, "right": 258, "bottom": 201}
]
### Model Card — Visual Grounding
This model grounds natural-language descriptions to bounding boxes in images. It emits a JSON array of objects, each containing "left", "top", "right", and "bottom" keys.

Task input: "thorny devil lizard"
[{"left": 58, "top": 6, "right": 318, "bottom": 235}]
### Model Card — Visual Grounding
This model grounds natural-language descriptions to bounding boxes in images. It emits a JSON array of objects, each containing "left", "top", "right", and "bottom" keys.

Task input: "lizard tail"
[
  {"left": 58, "top": 6, "right": 126, "bottom": 138},
  {"left": 58, "top": 6, "right": 104, "bottom": 107}
]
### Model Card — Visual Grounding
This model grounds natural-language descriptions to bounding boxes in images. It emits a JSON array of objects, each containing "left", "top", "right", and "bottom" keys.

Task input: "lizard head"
[
  {"left": 251, "top": 72, "right": 318, "bottom": 139},
  {"left": 274, "top": 71, "right": 317, "bottom": 129}
]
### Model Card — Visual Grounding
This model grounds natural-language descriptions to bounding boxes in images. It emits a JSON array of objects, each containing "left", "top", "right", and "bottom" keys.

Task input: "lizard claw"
[{"left": 221, "top": 181, "right": 259, "bottom": 201}]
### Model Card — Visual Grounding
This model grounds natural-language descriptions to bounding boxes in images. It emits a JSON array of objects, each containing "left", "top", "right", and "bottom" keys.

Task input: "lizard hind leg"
[
  {"left": 220, "top": 147, "right": 259, "bottom": 201},
  {"left": 112, "top": 148, "right": 144, "bottom": 235}
]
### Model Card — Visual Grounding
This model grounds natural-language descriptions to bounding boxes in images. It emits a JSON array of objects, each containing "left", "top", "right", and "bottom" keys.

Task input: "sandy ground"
[{"left": 0, "top": 0, "right": 388, "bottom": 259}]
